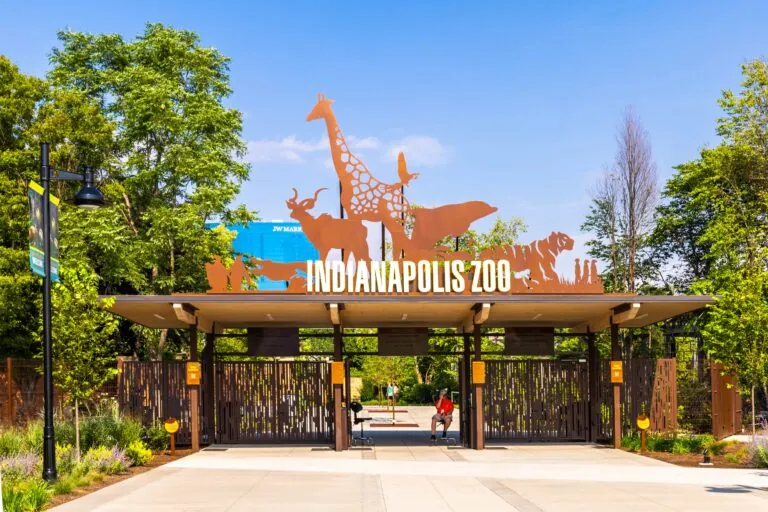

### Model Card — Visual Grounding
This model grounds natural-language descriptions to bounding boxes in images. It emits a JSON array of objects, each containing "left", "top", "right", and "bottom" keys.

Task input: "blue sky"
[{"left": 2, "top": 1, "right": 767, "bottom": 263}]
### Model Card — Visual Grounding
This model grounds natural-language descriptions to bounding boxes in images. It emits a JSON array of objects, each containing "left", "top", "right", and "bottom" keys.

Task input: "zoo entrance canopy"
[
  {"left": 108, "top": 94, "right": 712, "bottom": 331},
  {"left": 107, "top": 293, "right": 713, "bottom": 333}
]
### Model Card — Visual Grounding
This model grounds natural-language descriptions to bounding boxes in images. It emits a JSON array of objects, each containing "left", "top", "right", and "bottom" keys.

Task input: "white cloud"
[
  {"left": 386, "top": 136, "right": 452, "bottom": 167},
  {"left": 247, "top": 133, "right": 449, "bottom": 167},
  {"left": 346, "top": 136, "right": 382, "bottom": 150},
  {"left": 246, "top": 136, "right": 327, "bottom": 163}
]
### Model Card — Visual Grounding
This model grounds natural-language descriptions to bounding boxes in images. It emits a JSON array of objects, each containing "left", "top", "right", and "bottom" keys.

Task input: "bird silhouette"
[{"left": 397, "top": 152, "right": 419, "bottom": 186}]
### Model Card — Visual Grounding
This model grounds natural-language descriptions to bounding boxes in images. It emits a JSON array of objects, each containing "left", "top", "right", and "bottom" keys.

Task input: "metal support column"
[
  {"left": 471, "top": 327, "right": 484, "bottom": 450},
  {"left": 202, "top": 332, "right": 215, "bottom": 444},
  {"left": 189, "top": 325, "right": 200, "bottom": 451},
  {"left": 611, "top": 321, "right": 622, "bottom": 449},
  {"left": 587, "top": 331, "right": 599, "bottom": 442},
  {"left": 333, "top": 324, "right": 346, "bottom": 451}
]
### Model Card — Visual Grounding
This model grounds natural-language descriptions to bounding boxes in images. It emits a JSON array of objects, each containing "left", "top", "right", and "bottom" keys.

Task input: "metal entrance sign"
[
  {"left": 377, "top": 327, "right": 429, "bottom": 356},
  {"left": 247, "top": 328, "right": 300, "bottom": 356},
  {"left": 503, "top": 327, "right": 555, "bottom": 356},
  {"left": 203, "top": 95, "right": 605, "bottom": 296}
]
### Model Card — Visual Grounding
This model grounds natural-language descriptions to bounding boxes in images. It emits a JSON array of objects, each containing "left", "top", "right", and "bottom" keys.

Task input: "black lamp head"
[{"left": 74, "top": 166, "right": 105, "bottom": 209}]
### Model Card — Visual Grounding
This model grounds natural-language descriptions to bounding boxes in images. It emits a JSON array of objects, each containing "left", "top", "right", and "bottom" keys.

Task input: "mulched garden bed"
[
  {"left": 625, "top": 442, "right": 757, "bottom": 469},
  {"left": 48, "top": 449, "right": 193, "bottom": 507}
]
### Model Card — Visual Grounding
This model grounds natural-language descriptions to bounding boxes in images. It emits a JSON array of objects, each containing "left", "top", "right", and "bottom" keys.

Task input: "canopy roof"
[{"left": 106, "top": 293, "right": 712, "bottom": 333}]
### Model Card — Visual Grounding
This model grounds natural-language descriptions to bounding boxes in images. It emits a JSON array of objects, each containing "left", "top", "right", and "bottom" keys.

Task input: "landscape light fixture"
[{"left": 39, "top": 142, "right": 105, "bottom": 482}]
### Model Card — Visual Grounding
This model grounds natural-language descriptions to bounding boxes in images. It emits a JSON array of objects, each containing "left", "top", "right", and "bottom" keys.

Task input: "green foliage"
[
  {"left": 125, "top": 439, "right": 154, "bottom": 466},
  {"left": 81, "top": 445, "right": 129, "bottom": 474},
  {"left": 0, "top": 422, "right": 44, "bottom": 457},
  {"left": 56, "top": 442, "right": 77, "bottom": 475},
  {"left": 76, "top": 414, "right": 142, "bottom": 452},
  {"left": 1, "top": 478, "right": 51, "bottom": 512},
  {"left": 751, "top": 444, "right": 768, "bottom": 468},
  {"left": 49, "top": 264, "right": 120, "bottom": 405},
  {"left": 725, "top": 446, "right": 750, "bottom": 464},
  {"left": 48, "top": 23, "right": 256, "bottom": 313},
  {"left": 141, "top": 422, "right": 170, "bottom": 451},
  {"left": 621, "top": 432, "right": 715, "bottom": 454},
  {"left": 52, "top": 475, "right": 75, "bottom": 496},
  {"left": 0, "top": 429, "right": 25, "bottom": 457}
]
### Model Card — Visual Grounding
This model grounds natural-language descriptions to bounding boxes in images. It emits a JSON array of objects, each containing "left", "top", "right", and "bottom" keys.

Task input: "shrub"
[
  {"left": 0, "top": 429, "right": 25, "bottom": 456},
  {"left": 21, "top": 422, "right": 44, "bottom": 456},
  {"left": 82, "top": 446, "right": 129, "bottom": 475},
  {"left": 56, "top": 442, "right": 77, "bottom": 475},
  {"left": 621, "top": 434, "right": 641, "bottom": 452},
  {"left": 725, "top": 446, "right": 749, "bottom": 464},
  {"left": 52, "top": 476, "right": 75, "bottom": 496},
  {"left": 402, "top": 383, "right": 435, "bottom": 404},
  {"left": 55, "top": 419, "right": 76, "bottom": 447},
  {"left": 3, "top": 479, "right": 51, "bottom": 512},
  {"left": 115, "top": 417, "right": 142, "bottom": 449},
  {"left": 751, "top": 437, "right": 768, "bottom": 468},
  {"left": 125, "top": 439, "right": 154, "bottom": 466},
  {"left": 705, "top": 440, "right": 731, "bottom": 456},
  {"left": 141, "top": 422, "right": 169, "bottom": 451},
  {"left": 0, "top": 453, "right": 41, "bottom": 482}
]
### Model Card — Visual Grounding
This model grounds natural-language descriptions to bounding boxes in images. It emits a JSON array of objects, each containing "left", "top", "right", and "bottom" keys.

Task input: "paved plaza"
[{"left": 52, "top": 407, "right": 768, "bottom": 511}]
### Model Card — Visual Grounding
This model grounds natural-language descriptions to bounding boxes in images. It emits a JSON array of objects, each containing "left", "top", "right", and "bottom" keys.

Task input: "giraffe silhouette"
[{"left": 307, "top": 94, "right": 411, "bottom": 257}]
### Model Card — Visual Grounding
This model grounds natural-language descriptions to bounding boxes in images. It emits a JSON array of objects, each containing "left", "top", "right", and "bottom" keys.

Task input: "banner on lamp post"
[{"left": 27, "top": 181, "right": 60, "bottom": 282}]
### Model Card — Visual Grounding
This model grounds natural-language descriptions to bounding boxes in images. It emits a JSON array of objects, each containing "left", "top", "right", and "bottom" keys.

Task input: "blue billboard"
[{"left": 206, "top": 221, "right": 318, "bottom": 290}]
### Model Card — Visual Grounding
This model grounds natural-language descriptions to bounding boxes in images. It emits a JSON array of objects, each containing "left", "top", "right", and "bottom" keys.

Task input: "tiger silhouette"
[{"left": 479, "top": 231, "right": 574, "bottom": 285}]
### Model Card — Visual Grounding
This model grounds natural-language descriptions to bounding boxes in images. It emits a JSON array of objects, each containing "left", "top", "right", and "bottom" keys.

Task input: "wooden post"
[
  {"left": 611, "top": 321, "right": 622, "bottom": 449},
  {"left": 471, "top": 327, "right": 484, "bottom": 450},
  {"left": 202, "top": 333, "right": 215, "bottom": 444},
  {"left": 587, "top": 332, "right": 599, "bottom": 442},
  {"left": 189, "top": 325, "right": 200, "bottom": 452},
  {"left": 333, "top": 324, "right": 345, "bottom": 451},
  {"left": 6, "top": 358, "right": 13, "bottom": 425},
  {"left": 170, "top": 432, "right": 176, "bottom": 456}
]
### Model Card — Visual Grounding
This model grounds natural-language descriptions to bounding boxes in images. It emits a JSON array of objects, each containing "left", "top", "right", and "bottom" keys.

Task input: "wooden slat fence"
[
  {"left": 597, "top": 358, "right": 677, "bottom": 441},
  {"left": 117, "top": 361, "right": 210, "bottom": 445}
]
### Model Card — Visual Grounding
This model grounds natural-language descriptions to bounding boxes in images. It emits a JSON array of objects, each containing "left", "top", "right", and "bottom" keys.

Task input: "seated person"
[{"left": 430, "top": 388, "right": 454, "bottom": 441}]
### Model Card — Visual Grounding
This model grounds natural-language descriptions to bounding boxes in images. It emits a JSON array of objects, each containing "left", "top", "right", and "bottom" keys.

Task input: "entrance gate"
[
  {"left": 214, "top": 361, "right": 333, "bottom": 444},
  {"left": 484, "top": 360, "right": 589, "bottom": 441}
]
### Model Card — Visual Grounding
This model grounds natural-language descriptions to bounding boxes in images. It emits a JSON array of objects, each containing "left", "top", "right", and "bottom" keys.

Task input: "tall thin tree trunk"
[
  {"left": 75, "top": 398, "right": 81, "bottom": 461},
  {"left": 156, "top": 329, "right": 169, "bottom": 360},
  {"left": 752, "top": 385, "right": 756, "bottom": 439}
]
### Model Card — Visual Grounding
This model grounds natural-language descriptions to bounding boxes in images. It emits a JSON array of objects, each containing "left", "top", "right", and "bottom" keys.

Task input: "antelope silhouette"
[{"left": 286, "top": 188, "right": 370, "bottom": 263}]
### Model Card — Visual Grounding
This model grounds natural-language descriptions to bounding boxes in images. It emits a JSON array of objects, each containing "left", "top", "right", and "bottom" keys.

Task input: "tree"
[
  {"left": 669, "top": 60, "right": 768, "bottom": 427},
  {"left": 648, "top": 166, "right": 714, "bottom": 294},
  {"left": 48, "top": 24, "right": 257, "bottom": 358},
  {"left": 703, "top": 273, "right": 768, "bottom": 434},
  {"left": 582, "top": 107, "right": 658, "bottom": 292},
  {"left": 48, "top": 263, "right": 119, "bottom": 458},
  {"left": 0, "top": 55, "right": 119, "bottom": 357}
]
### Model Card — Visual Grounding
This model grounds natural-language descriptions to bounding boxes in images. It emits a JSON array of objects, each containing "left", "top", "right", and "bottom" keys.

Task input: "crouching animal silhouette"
[{"left": 286, "top": 188, "right": 369, "bottom": 263}]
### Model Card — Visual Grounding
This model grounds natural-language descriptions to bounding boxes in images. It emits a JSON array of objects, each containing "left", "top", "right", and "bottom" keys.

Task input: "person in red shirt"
[{"left": 430, "top": 388, "right": 454, "bottom": 441}]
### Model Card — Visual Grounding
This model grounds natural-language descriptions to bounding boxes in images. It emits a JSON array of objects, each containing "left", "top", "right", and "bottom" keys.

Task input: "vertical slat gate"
[
  {"left": 214, "top": 361, "right": 333, "bottom": 444},
  {"left": 484, "top": 360, "right": 588, "bottom": 442}
]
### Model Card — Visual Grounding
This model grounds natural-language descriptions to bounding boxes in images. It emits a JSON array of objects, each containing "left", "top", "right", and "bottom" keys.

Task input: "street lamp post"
[{"left": 39, "top": 142, "right": 105, "bottom": 482}]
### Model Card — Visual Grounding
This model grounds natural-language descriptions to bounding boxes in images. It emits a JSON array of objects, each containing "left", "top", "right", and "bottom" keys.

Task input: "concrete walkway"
[{"left": 52, "top": 407, "right": 768, "bottom": 511}]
